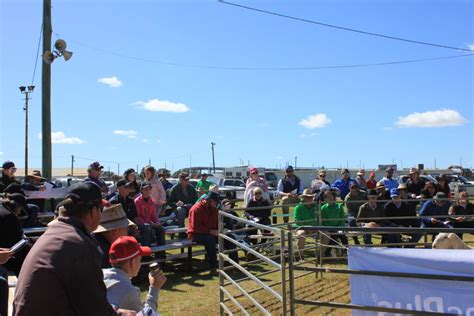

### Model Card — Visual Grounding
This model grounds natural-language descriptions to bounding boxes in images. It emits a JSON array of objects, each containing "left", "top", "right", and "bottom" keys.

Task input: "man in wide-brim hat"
[{"left": 93, "top": 204, "right": 136, "bottom": 268}]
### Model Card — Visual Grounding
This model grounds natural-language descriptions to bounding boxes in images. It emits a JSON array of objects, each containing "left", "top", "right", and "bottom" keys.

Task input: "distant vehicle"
[
  {"left": 264, "top": 172, "right": 278, "bottom": 188},
  {"left": 52, "top": 176, "right": 82, "bottom": 188},
  {"left": 441, "top": 174, "right": 474, "bottom": 195},
  {"left": 398, "top": 174, "right": 438, "bottom": 185}
]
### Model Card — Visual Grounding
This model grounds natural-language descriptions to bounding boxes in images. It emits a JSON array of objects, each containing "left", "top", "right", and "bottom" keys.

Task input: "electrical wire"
[
  {"left": 62, "top": 35, "right": 474, "bottom": 71},
  {"left": 218, "top": 0, "right": 474, "bottom": 52},
  {"left": 31, "top": 24, "right": 43, "bottom": 85}
]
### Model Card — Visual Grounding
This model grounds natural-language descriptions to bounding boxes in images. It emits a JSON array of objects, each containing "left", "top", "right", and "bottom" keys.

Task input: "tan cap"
[{"left": 93, "top": 204, "right": 136, "bottom": 233}]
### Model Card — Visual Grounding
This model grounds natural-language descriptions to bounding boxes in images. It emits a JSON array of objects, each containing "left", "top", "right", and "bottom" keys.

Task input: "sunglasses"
[
  {"left": 319, "top": 174, "right": 326, "bottom": 177},
  {"left": 254, "top": 192, "right": 262, "bottom": 195}
]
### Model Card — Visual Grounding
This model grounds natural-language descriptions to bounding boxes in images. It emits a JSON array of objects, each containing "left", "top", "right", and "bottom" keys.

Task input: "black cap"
[
  {"left": 179, "top": 172, "right": 190, "bottom": 180},
  {"left": 123, "top": 168, "right": 135, "bottom": 177},
  {"left": 286, "top": 165, "right": 294, "bottom": 172},
  {"left": 2, "top": 161, "right": 15, "bottom": 169},
  {"left": 66, "top": 182, "right": 103, "bottom": 206},
  {"left": 367, "top": 189, "right": 378, "bottom": 197},
  {"left": 140, "top": 181, "right": 152, "bottom": 190},
  {"left": 206, "top": 191, "right": 220, "bottom": 202},
  {"left": 117, "top": 179, "right": 134, "bottom": 188},
  {"left": 89, "top": 161, "right": 104, "bottom": 170},
  {"left": 341, "top": 169, "right": 350, "bottom": 175}
]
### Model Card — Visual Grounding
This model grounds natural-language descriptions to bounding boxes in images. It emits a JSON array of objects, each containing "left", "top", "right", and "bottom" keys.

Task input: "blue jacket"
[
  {"left": 331, "top": 178, "right": 356, "bottom": 199},
  {"left": 419, "top": 200, "right": 451, "bottom": 226}
]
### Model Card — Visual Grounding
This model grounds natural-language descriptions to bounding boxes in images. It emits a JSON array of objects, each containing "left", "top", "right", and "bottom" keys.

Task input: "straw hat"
[
  {"left": 301, "top": 189, "right": 315, "bottom": 198},
  {"left": 93, "top": 204, "right": 136, "bottom": 233}
]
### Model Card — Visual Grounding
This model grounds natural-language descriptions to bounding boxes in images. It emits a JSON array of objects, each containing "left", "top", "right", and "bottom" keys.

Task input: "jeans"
[
  {"left": 347, "top": 215, "right": 360, "bottom": 245},
  {"left": 175, "top": 205, "right": 191, "bottom": 228},
  {"left": 193, "top": 233, "right": 217, "bottom": 269}
]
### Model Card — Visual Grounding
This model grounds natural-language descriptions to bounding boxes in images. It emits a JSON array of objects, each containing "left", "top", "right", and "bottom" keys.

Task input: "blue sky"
[{"left": 1, "top": 0, "right": 473, "bottom": 173}]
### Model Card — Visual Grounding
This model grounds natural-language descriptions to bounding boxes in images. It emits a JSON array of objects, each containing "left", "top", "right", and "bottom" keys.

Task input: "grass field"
[{"left": 138, "top": 205, "right": 473, "bottom": 316}]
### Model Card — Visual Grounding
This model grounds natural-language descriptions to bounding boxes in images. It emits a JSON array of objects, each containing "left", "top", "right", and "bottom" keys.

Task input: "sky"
[{"left": 1, "top": 0, "right": 473, "bottom": 173}]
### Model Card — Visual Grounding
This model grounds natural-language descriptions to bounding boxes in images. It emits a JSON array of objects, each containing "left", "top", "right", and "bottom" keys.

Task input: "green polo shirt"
[
  {"left": 196, "top": 179, "right": 212, "bottom": 191},
  {"left": 320, "top": 202, "right": 346, "bottom": 227},
  {"left": 293, "top": 202, "right": 319, "bottom": 228}
]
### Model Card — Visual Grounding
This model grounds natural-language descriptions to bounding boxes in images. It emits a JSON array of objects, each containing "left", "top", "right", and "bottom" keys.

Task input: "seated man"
[
  {"left": 188, "top": 191, "right": 219, "bottom": 275},
  {"left": 104, "top": 236, "right": 167, "bottom": 313},
  {"left": 321, "top": 190, "right": 348, "bottom": 255},
  {"left": 168, "top": 173, "right": 198, "bottom": 235},
  {"left": 93, "top": 204, "right": 136, "bottom": 268},
  {"left": 357, "top": 189, "right": 399, "bottom": 245},
  {"left": 293, "top": 189, "right": 319, "bottom": 252},
  {"left": 448, "top": 191, "right": 474, "bottom": 237},
  {"left": 344, "top": 183, "right": 367, "bottom": 245},
  {"left": 419, "top": 192, "right": 452, "bottom": 240},
  {"left": 109, "top": 179, "right": 138, "bottom": 224},
  {"left": 384, "top": 188, "right": 421, "bottom": 247},
  {"left": 1, "top": 161, "right": 43, "bottom": 228},
  {"left": 134, "top": 182, "right": 166, "bottom": 247}
]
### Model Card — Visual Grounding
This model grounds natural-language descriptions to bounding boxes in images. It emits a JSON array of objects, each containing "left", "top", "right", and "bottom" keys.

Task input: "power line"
[
  {"left": 31, "top": 24, "right": 43, "bottom": 85},
  {"left": 60, "top": 34, "right": 473, "bottom": 71},
  {"left": 218, "top": 0, "right": 474, "bottom": 52}
]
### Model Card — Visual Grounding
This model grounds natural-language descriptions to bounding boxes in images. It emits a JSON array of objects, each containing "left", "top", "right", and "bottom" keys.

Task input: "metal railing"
[{"left": 218, "top": 196, "right": 474, "bottom": 315}]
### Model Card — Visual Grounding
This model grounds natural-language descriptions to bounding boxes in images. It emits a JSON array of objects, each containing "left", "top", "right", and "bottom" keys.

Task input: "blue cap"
[
  {"left": 390, "top": 188, "right": 400, "bottom": 198},
  {"left": 286, "top": 165, "right": 294, "bottom": 172}
]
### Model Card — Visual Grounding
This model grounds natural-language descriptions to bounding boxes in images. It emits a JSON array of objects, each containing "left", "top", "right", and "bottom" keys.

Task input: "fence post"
[
  {"left": 218, "top": 211, "right": 225, "bottom": 316},
  {"left": 287, "top": 229, "right": 296, "bottom": 316},
  {"left": 280, "top": 228, "right": 288, "bottom": 315}
]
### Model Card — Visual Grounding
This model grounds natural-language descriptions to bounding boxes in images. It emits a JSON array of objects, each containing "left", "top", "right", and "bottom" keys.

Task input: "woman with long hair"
[{"left": 143, "top": 166, "right": 167, "bottom": 217}]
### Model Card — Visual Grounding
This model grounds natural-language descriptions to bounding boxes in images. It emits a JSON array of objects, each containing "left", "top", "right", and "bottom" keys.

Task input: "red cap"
[
  {"left": 249, "top": 167, "right": 258, "bottom": 174},
  {"left": 369, "top": 171, "right": 376, "bottom": 177},
  {"left": 109, "top": 236, "right": 151, "bottom": 264}
]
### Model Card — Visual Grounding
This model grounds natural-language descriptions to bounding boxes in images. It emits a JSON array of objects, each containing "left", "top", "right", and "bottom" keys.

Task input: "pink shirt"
[
  {"left": 134, "top": 195, "right": 158, "bottom": 225},
  {"left": 148, "top": 178, "right": 167, "bottom": 206}
]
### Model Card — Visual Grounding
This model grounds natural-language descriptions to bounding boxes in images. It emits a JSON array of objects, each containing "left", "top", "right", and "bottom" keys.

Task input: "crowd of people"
[{"left": 0, "top": 159, "right": 473, "bottom": 314}]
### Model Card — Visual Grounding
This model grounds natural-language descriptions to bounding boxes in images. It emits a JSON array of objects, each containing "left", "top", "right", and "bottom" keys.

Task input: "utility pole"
[
  {"left": 19, "top": 86, "right": 35, "bottom": 176},
  {"left": 42, "top": 0, "right": 52, "bottom": 180},
  {"left": 117, "top": 163, "right": 120, "bottom": 175},
  {"left": 211, "top": 142, "right": 216, "bottom": 173},
  {"left": 295, "top": 156, "right": 297, "bottom": 169},
  {"left": 71, "top": 155, "right": 75, "bottom": 176},
  {"left": 148, "top": 158, "right": 151, "bottom": 166}
]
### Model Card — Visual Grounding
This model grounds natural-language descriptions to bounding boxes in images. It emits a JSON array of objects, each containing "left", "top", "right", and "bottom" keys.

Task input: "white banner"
[{"left": 348, "top": 247, "right": 474, "bottom": 315}]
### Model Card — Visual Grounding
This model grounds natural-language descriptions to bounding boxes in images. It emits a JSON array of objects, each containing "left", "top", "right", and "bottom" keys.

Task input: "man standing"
[
  {"left": 169, "top": 172, "right": 198, "bottom": 231},
  {"left": 14, "top": 182, "right": 132, "bottom": 315},
  {"left": 406, "top": 167, "right": 426, "bottom": 197},
  {"left": 380, "top": 167, "right": 398, "bottom": 191},
  {"left": 196, "top": 173, "right": 213, "bottom": 192},
  {"left": 277, "top": 166, "right": 302, "bottom": 223},
  {"left": 332, "top": 169, "right": 356, "bottom": 200},
  {"left": 85, "top": 161, "right": 109, "bottom": 194},
  {"left": 188, "top": 191, "right": 219, "bottom": 275},
  {"left": 355, "top": 169, "right": 368, "bottom": 190}
]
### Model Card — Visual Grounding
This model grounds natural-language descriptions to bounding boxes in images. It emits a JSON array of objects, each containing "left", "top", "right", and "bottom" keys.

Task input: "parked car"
[{"left": 440, "top": 174, "right": 474, "bottom": 195}]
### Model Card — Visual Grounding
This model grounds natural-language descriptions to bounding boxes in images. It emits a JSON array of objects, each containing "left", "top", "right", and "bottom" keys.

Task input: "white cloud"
[
  {"left": 396, "top": 109, "right": 467, "bottom": 128},
  {"left": 113, "top": 130, "right": 138, "bottom": 139},
  {"left": 134, "top": 99, "right": 190, "bottom": 113},
  {"left": 98, "top": 76, "right": 123, "bottom": 88},
  {"left": 0, "top": 152, "right": 3, "bottom": 156},
  {"left": 468, "top": 43, "right": 474, "bottom": 51},
  {"left": 38, "top": 131, "right": 84, "bottom": 144},
  {"left": 299, "top": 114, "right": 331, "bottom": 129},
  {"left": 142, "top": 138, "right": 149, "bottom": 143},
  {"left": 276, "top": 156, "right": 284, "bottom": 160}
]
